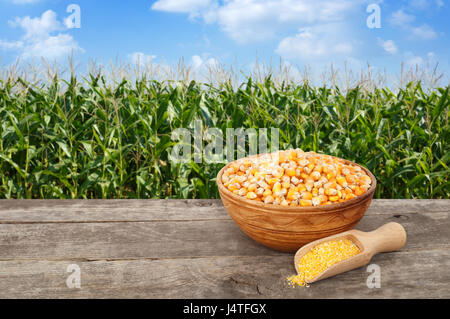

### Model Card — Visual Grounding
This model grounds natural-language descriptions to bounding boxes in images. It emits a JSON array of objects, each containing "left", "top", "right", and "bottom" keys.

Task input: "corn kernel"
[
  {"left": 298, "top": 159, "right": 309, "bottom": 167},
  {"left": 346, "top": 174, "right": 355, "bottom": 184},
  {"left": 264, "top": 196, "right": 274, "bottom": 204},
  {"left": 354, "top": 186, "right": 366, "bottom": 196},
  {"left": 288, "top": 150, "right": 297, "bottom": 161},
  {"left": 246, "top": 192, "right": 257, "bottom": 200},
  {"left": 311, "top": 171, "right": 321, "bottom": 181},
  {"left": 247, "top": 183, "right": 257, "bottom": 192},
  {"left": 224, "top": 149, "right": 372, "bottom": 207},
  {"left": 272, "top": 182, "right": 282, "bottom": 194},
  {"left": 312, "top": 197, "right": 321, "bottom": 206},
  {"left": 238, "top": 188, "right": 248, "bottom": 197},
  {"left": 300, "top": 199, "right": 312, "bottom": 207},
  {"left": 263, "top": 189, "right": 272, "bottom": 197},
  {"left": 337, "top": 176, "right": 348, "bottom": 187},
  {"left": 287, "top": 190, "right": 300, "bottom": 201},
  {"left": 286, "top": 168, "right": 296, "bottom": 177},
  {"left": 312, "top": 188, "right": 319, "bottom": 196},
  {"left": 287, "top": 239, "right": 360, "bottom": 287},
  {"left": 256, "top": 188, "right": 265, "bottom": 196},
  {"left": 329, "top": 195, "right": 340, "bottom": 202},
  {"left": 302, "top": 191, "right": 313, "bottom": 200}
]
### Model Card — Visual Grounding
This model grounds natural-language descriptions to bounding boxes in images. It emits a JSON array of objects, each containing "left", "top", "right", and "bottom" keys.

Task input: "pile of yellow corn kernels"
[
  {"left": 287, "top": 238, "right": 361, "bottom": 287},
  {"left": 221, "top": 149, "right": 372, "bottom": 207}
]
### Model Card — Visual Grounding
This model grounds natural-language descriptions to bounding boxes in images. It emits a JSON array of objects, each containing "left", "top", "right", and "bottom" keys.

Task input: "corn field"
[{"left": 0, "top": 70, "right": 448, "bottom": 199}]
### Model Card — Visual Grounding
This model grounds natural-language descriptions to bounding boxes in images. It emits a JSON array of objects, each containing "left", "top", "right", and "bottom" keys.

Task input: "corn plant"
[{"left": 0, "top": 74, "right": 448, "bottom": 199}]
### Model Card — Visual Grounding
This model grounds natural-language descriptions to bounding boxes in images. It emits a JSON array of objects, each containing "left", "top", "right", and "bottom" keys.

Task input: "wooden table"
[{"left": 0, "top": 200, "right": 448, "bottom": 299}]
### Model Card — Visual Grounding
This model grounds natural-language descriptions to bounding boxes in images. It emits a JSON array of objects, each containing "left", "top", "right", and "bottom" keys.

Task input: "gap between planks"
[{"left": 0, "top": 199, "right": 448, "bottom": 224}]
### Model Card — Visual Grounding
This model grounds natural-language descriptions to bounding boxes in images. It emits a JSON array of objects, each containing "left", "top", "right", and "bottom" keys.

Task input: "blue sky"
[{"left": 0, "top": 0, "right": 448, "bottom": 78}]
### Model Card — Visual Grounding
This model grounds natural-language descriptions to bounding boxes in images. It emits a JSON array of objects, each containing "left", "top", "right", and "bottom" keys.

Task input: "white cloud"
[
  {"left": 276, "top": 25, "right": 353, "bottom": 61},
  {"left": 406, "top": 55, "right": 424, "bottom": 67},
  {"left": 389, "top": 9, "right": 437, "bottom": 40},
  {"left": 411, "top": 24, "right": 437, "bottom": 39},
  {"left": 152, "top": 0, "right": 361, "bottom": 44},
  {"left": 190, "top": 54, "right": 218, "bottom": 71},
  {"left": 191, "top": 55, "right": 204, "bottom": 70},
  {"left": 435, "top": 0, "right": 444, "bottom": 8},
  {"left": 125, "top": 52, "right": 220, "bottom": 81},
  {"left": 151, "top": 1, "right": 369, "bottom": 64},
  {"left": 152, "top": 1, "right": 365, "bottom": 63},
  {"left": 390, "top": 9, "right": 415, "bottom": 27},
  {"left": 21, "top": 34, "right": 80, "bottom": 60},
  {"left": 409, "top": 0, "right": 431, "bottom": 9},
  {"left": 128, "top": 52, "right": 157, "bottom": 65},
  {"left": 404, "top": 51, "right": 434, "bottom": 67},
  {"left": 151, "top": 0, "right": 218, "bottom": 22},
  {"left": 0, "top": 39, "right": 23, "bottom": 50},
  {"left": 217, "top": 0, "right": 360, "bottom": 43},
  {"left": 151, "top": 0, "right": 441, "bottom": 67},
  {"left": 152, "top": 0, "right": 213, "bottom": 13},
  {"left": 9, "top": 10, "right": 62, "bottom": 40},
  {"left": 408, "top": 0, "right": 445, "bottom": 9},
  {"left": 10, "top": 0, "right": 43, "bottom": 4},
  {"left": 378, "top": 38, "right": 398, "bottom": 54},
  {"left": 2, "top": 10, "right": 82, "bottom": 60},
  {"left": 403, "top": 50, "right": 440, "bottom": 69}
]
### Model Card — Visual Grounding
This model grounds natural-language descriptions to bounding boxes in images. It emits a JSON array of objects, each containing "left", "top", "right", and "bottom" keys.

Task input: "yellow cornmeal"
[{"left": 287, "top": 238, "right": 361, "bottom": 287}]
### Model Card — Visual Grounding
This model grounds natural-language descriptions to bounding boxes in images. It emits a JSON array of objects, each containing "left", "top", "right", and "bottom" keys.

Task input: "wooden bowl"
[{"left": 217, "top": 157, "right": 377, "bottom": 253}]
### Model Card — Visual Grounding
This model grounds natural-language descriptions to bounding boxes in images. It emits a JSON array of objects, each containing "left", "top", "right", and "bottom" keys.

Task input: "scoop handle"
[{"left": 364, "top": 222, "right": 407, "bottom": 254}]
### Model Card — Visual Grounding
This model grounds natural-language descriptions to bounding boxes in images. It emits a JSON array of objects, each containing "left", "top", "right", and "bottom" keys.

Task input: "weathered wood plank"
[
  {"left": 0, "top": 199, "right": 448, "bottom": 299},
  {"left": 0, "top": 200, "right": 448, "bottom": 223},
  {"left": 0, "top": 209, "right": 448, "bottom": 260},
  {"left": 364, "top": 199, "right": 450, "bottom": 214},
  {"left": 0, "top": 249, "right": 448, "bottom": 299},
  {"left": 0, "top": 200, "right": 227, "bottom": 223},
  {"left": 0, "top": 220, "right": 282, "bottom": 260}
]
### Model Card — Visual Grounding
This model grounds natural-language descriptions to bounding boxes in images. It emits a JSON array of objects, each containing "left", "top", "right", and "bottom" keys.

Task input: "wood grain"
[
  {"left": 0, "top": 199, "right": 447, "bottom": 222},
  {"left": 0, "top": 250, "right": 448, "bottom": 299},
  {"left": 0, "top": 200, "right": 227, "bottom": 223},
  {"left": 0, "top": 199, "right": 448, "bottom": 299}
]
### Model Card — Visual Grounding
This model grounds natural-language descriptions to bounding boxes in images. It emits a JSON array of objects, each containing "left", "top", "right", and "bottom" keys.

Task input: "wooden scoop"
[{"left": 294, "top": 222, "right": 407, "bottom": 284}]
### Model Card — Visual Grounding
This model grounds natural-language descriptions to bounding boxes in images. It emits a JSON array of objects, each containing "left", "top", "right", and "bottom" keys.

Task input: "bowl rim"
[{"left": 216, "top": 153, "right": 377, "bottom": 214}]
